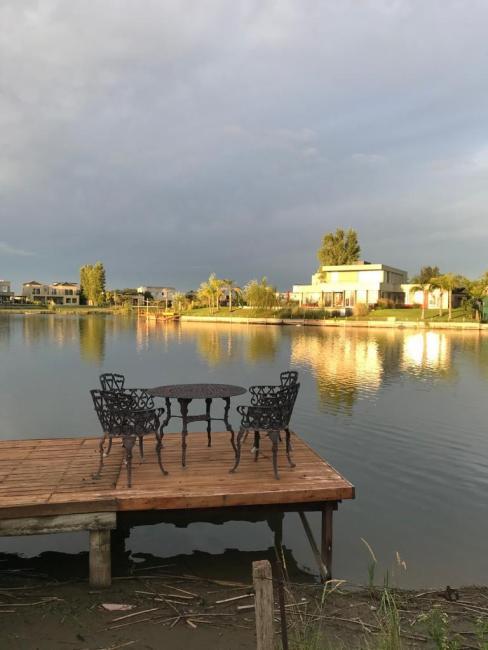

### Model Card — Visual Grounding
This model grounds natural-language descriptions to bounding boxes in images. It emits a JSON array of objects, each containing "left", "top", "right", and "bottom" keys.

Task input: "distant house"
[
  {"left": 0, "top": 280, "right": 14, "bottom": 304},
  {"left": 22, "top": 281, "right": 80, "bottom": 305},
  {"left": 291, "top": 262, "right": 408, "bottom": 308},
  {"left": 137, "top": 286, "right": 176, "bottom": 302}
]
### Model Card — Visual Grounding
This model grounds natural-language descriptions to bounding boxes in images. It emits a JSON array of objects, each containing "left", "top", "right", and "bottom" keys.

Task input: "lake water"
[{"left": 0, "top": 314, "right": 487, "bottom": 588}]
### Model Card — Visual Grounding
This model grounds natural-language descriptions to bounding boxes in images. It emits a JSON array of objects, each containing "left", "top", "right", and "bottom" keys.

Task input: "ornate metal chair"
[
  {"left": 90, "top": 388, "right": 167, "bottom": 487},
  {"left": 231, "top": 379, "right": 300, "bottom": 480},
  {"left": 99, "top": 373, "right": 125, "bottom": 391},
  {"left": 240, "top": 371, "right": 299, "bottom": 443}
]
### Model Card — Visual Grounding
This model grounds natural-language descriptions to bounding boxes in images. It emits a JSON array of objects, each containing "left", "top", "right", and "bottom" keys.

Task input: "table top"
[{"left": 147, "top": 383, "right": 247, "bottom": 400}]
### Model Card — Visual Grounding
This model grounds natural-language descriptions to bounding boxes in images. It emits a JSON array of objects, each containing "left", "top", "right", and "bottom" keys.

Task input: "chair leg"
[
  {"left": 122, "top": 436, "right": 136, "bottom": 488},
  {"left": 252, "top": 431, "right": 260, "bottom": 462},
  {"left": 269, "top": 431, "right": 280, "bottom": 480},
  {"left": 138, "top": 435, "right": 144, "bottom": 461},
  {"left": 92, "top": 432, "right": 107, "bottom": 479},
  {"left": 105, "top": 437, "right": 113, "bottom": 457},
  {"left": 230, "top": 428, "right": 245, "bottom": 473},
  {"left": 285, "top": 428, "right": 296, "bottom": 468},
  {"left": 155, "top": 430, "right": 168, "bottom": 476},
  {"left": 206, "top": 398, "right": 212, "bottom": 447}
]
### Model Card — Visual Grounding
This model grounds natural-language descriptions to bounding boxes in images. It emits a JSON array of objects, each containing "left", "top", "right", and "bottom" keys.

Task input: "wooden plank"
[
  {"left": 0, "top": 512, "right": 116, "bottom": 536},
  {"left": 0, "top": 432, "right": 354, "bottom": 520}
]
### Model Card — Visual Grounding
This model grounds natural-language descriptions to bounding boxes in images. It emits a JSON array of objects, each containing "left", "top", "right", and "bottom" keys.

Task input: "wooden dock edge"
[{"left": 0, "top": 511, "right": 116, "bottom": 587}]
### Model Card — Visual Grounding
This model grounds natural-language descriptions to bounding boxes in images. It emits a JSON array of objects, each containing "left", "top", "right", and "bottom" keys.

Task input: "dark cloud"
[{"left": 1, "top": 0, "right": 488, "bottom": 291}]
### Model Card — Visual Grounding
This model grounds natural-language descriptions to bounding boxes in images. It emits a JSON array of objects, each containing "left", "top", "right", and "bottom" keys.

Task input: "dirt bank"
[{"left": 1, "top": 552, "right": 487, "bottom": 649}]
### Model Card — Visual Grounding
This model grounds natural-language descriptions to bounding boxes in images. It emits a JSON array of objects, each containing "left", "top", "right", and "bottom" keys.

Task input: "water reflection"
[
  {"left": 195, "top": 327, "right": 234, "bottom": 366},
  {"left": 0, "top": 316, "right": 10, "bottom": 347},
  {"left": 246, "top": 328, "right": 278, "bottom": 363},
  {"left": 79, "top": 317, "right": 106, "bottom": 365},
  {"left": 22, "top": 314, "right": 79, "bottom": 348},
  {"left": 291, "top": 330, "right": 384, "bottom": 414},
  {"left": 402, "top": 332, "right": 450, "bottom": 374},
  {"left": 290, "top": 329, "right": 462, "bottom": 414}
]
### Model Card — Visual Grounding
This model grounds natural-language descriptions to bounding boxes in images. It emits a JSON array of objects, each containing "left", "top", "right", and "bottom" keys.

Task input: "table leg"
[
  {"left": 205, "top": 398, "right": 212, "bottom": 447},
  {"left": 223, "top": 397, "right": 237, "bottom": 454},
  {"left": 177, "top": 398, "right": 191, "bottom": 467},
  {"left": 230, "top": 427, "right": 245, "bottom": 473},
  {"left": 160, "top": 397, "right": 172, "bottom": 435}
]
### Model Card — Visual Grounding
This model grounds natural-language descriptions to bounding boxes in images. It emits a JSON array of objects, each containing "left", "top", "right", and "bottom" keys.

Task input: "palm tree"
[
  {"left": 409, "top": 282, "right": 434, "bottom": 320},
  {"left": 431, "top": 273, "right": 465, "bottom": 320},
  {"left": 197, "top": 281, "right": 212, "bottom": 311},
  {"left": 222, "top": 278, "right": 242, "bottom": 312},
  {"left": 172, "top": 291, "right": 185, "bottom": 313},
  {"left": 208, "top": 274, "right": 225, "bottom": 311}
]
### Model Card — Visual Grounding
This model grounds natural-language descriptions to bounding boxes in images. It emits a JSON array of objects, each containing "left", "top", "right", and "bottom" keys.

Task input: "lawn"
[
  {"left": 363, "top": 307, "right": 469, "bottom": 322},
  {"left": 181, "top": 306, "right": 475, "bottom": 323}
]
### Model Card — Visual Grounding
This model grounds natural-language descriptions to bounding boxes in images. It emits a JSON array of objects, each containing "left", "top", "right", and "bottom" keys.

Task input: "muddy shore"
[{"left": 1, "top": 551, "right": 487, "bottom": 650}]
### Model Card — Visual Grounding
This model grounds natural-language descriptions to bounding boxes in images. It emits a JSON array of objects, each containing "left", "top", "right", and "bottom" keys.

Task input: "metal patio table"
[{"left": 147, "top": 383, "right": 247, "bottom": 467}]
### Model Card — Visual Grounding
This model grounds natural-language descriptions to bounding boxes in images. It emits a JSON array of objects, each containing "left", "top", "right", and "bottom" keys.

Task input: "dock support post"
[
  {"left": 89, "top": 529, "right": 111, "bottom": 587},
  {"left": 253, "top": 559, "right": 274, "bottom": 650},
  {"left": 321, "top": 503, "right": 334, "bottom": 580},
  {"left": 298, "top": 511, "right": 328, "bottom": 582}
]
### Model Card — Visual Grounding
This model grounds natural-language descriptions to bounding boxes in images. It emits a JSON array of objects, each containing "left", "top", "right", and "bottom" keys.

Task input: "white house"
[
  {"left": 137, "top": 286, "right": 176, "bottom": 302},
  {"left": 22, "top": 281, "right": 80, "bottom": 305},
  {"left": 0, "top": 280, "right": 14, "bottom": 304},
  {"left": 291, "top": 262, "right": 408, "bottom": 307}
]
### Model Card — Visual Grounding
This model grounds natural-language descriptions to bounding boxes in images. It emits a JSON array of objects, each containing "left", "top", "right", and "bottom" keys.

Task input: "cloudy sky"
[{"left": 1, "top": 0, "right": 488, "bottom": 291}]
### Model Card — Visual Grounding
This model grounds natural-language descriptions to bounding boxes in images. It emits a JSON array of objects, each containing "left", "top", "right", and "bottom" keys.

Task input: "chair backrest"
[
  {"left": 100, "top": 372, "right": 125, "bottom": 391},
  {"left": 280, "top": 370, "right": 298, "bottom": 387},
  {"left": 277, "top": 382, "right": 300, "bottom": 427},
  {"left": 90, "top": 389, "right": 112, "bottom": 432}
]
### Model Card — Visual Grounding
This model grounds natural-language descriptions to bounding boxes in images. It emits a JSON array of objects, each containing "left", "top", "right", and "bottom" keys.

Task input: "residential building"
[
  {"left": 137, "top": 286, "right": 176, "bottom": 302},
  {"left": 22, "top": 281, "right": 80, "bottom": 305},
  {"left": 0, "top": 280, "right": 14, "bottom": 304},
  {"left": 291, "top": 262, "right": 408, "bottom": 307}
]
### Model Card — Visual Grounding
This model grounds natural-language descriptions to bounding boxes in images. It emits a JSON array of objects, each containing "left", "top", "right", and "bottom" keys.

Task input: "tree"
[
  {"left": 409, "top": 282, "right": 435, "bottom": 321},
  {"left": 208, "top": 273, "right": 225, "bottom": 310},
  {"left": 79, "top": 262, "right": 106, "bottom": 306},
  {"left": 244, "top": 277, "right": 278, "bottom": 310},
  {"left": 197, "top": 280, "right": 213, "bottom": 312},
  {"left": 409, "top": 266, "right": 441, "bottom": 320},
  {"left": 172, "top": 291, "right": 185, "bottom": 313},
  {"left": 464, "top": 273, "right": 488, "bottom": 321},
  {"left": 431, "top": 273, "right": 465, "bottom": 320},
  {"left": 317, "top": 228, "right": 361, "bottom": 267},
  {"left": 222, "top": 278, "right": 241, "bottom": 312},
  {"left": 410, "top": 266, "right": 440, "bottom": 284}
]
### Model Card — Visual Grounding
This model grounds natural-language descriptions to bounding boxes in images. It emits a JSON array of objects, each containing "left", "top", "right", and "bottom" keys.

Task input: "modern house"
[
  {"left": 0, "top": 280, "right": 14, "bottom": 304},
  {"left": 22, "top": 281, "right": 80, "bottom": 305},
  {"left": 291, "top": 262, "right": 408, "bottom": 307},
  {"left": 137, "top": 286, "right": 176, "bottom": 302}
]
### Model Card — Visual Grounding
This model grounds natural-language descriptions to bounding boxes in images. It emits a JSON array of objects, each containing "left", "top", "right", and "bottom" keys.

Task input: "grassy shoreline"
[
  {"left": 179, "top": 307, "right": 488, "bottom": 331},
  {"left": 1, "top": 305, "right": 486, "bottom": 331}
]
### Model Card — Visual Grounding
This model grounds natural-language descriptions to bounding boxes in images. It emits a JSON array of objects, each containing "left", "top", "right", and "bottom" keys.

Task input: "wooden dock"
[{"left": 0, "top": 432, "right": 354, "bottom": 586}]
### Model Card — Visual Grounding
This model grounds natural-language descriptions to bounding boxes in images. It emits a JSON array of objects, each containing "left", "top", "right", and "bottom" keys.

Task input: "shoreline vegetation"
[{"left": 1, "top": 304, "right": 486, "bottom": 331}]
